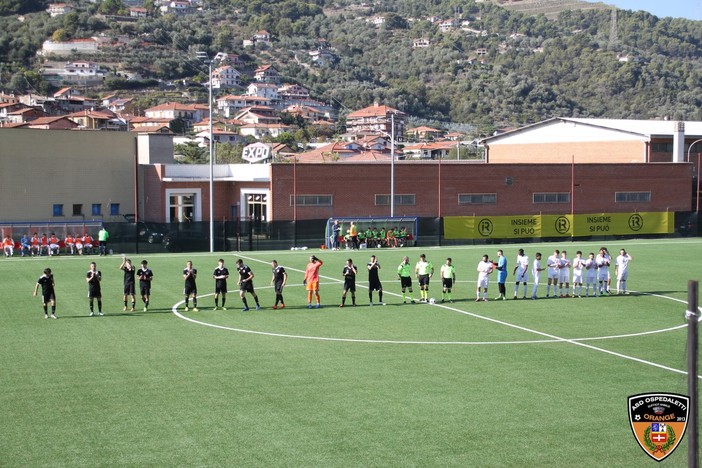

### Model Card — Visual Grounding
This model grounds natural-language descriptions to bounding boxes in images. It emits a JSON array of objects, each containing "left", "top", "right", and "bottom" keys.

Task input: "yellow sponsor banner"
[
  {"left": 573, "top": 212, "right": 673, "bottom": 235},
  {"left": 542, "top": 214, "right": 573, "bottom": 237},
  {"left": 443, "top": 216, "right": 476, "bottom": 239},
  {"left": 444, "top": 212, "right": 673, "bottom": 239},
  {"left": 445, "top": 215, "right": 543, "bottom": 239}
]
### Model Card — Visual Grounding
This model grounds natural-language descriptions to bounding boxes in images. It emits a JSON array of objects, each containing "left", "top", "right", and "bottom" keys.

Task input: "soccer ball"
[{"left": 428, "top": 298, "right": 436, "bottom": 304}]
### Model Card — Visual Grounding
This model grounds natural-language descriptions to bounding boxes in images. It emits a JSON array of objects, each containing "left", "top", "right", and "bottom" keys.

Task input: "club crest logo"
[{"left": 628, "top": 393, "right": 689, "bottom": 462}]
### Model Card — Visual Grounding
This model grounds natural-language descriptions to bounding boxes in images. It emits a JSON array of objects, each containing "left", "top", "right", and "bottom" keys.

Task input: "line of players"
[
  {"left": 31, "top": 247, "right": 633, "bottom": 319},
  {"left": 476, "top": 246, "right": 633, "bottom": 302},
  {"left": 32, "top": 257, "right": 268, "bottom": 319}
]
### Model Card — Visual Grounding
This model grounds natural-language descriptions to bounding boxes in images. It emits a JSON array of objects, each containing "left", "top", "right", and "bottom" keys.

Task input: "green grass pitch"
[{"left": 1, "top": 239, "right": 700, "bottom": 466}]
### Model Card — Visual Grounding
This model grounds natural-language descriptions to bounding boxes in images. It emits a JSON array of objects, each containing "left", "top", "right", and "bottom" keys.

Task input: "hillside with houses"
[{"left": 0, "top": 0, "right": 701, "bottom": 158}]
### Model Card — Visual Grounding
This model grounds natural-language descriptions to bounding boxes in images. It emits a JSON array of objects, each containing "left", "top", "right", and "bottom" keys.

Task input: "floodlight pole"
[
  {"left": 208, "top": 59, "right": 214, "bottom": 253},
  {"left": 198, "top": 51, "right": 216, "bottom": 253},
  {"left": 390, "top": 112, "right": 395, "bottom": 218}
]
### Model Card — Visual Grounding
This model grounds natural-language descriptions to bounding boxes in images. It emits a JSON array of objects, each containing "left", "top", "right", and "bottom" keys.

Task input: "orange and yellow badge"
[{"left": 628, "top": 393, "right": 689, "bottom": 462}]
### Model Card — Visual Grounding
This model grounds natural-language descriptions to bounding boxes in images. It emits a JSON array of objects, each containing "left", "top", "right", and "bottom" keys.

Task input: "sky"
[{"left": 585, "top": 1, "right": 701, "bottom": 20}]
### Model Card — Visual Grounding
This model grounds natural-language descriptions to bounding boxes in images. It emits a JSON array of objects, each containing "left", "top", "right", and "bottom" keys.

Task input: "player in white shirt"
[
  {"left": 583, "top": 252, "right": 598, "bottom": 297},
  {"left": 512, "top": 248, "right": 529, "bottom": 299},
  {"left": 545, "top": 249, "right": 560, "bottom": 298},
  {"left": 615, "top": 249, "right": 633, "bottom": 294},
  {"left": 531, "top": 252, "right": 545, "bottom": 300},
  {"left": 476, "top": 254, "right": 494, "bottom": 302},
  {"left": 596, "top": 247, "right": 611, "bottom": 294},
  {"left": 571, "top": 251, "right": 585, "bottom": 298},
  {"left": 558, "top": 250, "right": 571, "bottom": 297}
]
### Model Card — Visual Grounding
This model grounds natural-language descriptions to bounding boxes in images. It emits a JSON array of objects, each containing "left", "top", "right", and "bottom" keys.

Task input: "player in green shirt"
[
  {"left": 440, "top": 257, "right": 457, "bottom": 303},
  {"left": 415, "top": 254, "right": 434, "bottom": 302},
  {"left": 397, "top": 256, "right": 415, "bottom": 303}
]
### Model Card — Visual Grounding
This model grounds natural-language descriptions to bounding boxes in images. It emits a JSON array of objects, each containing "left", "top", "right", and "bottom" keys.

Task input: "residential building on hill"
[{"left": 345, "top": 103, "right": 405, "bottom": 140}]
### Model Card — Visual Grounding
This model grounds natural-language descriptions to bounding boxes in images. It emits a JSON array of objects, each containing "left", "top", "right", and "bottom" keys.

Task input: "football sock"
[
  {"left": 215, "top": 297, "right": 219, "bottom": 307},
  {"left": 378, "top": 291, "right": 383, "bottom": 302},
  {"left": 351, "top": 294, "right": 355, "bottom": 305},
  {"left": 98, "top": 300, "right": 102, "bottom": 313},
  {"left": 43, "top": 304, "right": 47, "bottom": 313},
  {"left": 89, "top": 299, "right": 94, "bottom": 312},
  {"left": 51, "top": 305, "right": 56, "bottom": 313},
  {"left": 221, "top": 297, "right": 225, "bottom": 307},
  {"left": 341, "top": 296, "right": 346, "bottom": 305},
  {"left": 193, "top": 298, "right": 197, "bottom": 307},
  {"left": 242, "top": 298, "right": 248, "bottom": 308},
  {"left": 185, "top": 297, "right": 189, "bottom": 308}
]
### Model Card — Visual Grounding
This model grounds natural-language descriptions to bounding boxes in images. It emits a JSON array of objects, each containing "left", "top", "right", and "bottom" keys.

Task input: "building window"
[
  {"left": 110, "top": 203, "right": 120, "bottom": 216},
  {"left": 290, "top": 195, "right": 333, "bottom": 206},
  {"left": 374, "top": 194, "right": 416, "bottom": 206},
  {"left": 651, "top": 142, "right": 673, "bottom": 153},
  {"left": 533, "top": 192, "right": 570, "bottom": 204},
  {"left": 92, "top": 204, "right": 102, "bottom": 216},
  {"left": 72, "top": 204, "right": 82, "bottom": 216},
  {"left": 53, "top": 204, "right": 63, "bottom": 217},
  {"left": 169, "top": 193, "right": 195, "bottom": 222},
  {"left": 458, "top": 193, "right": 497, "bottom": 204},
  {"left": 615, "top": 191, "right": 651, "bottom": 203}
]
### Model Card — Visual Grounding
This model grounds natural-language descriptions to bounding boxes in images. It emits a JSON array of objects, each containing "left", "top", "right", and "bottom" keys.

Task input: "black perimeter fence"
[{"left": 96, "top": 211, "right": 700, "bottom": 254}]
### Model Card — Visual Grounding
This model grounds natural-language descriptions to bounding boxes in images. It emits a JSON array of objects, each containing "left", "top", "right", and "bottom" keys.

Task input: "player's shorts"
[
  {"left": 239, "top": 281, "right": 254, "bottom": 293},
  {"left": 124, "top": 282, "right": 135, "bottom": 295},
  {"left": 343, "top": 278, "right": 356, "bottom": 292},
  {"left": 369, "top": 279, "right": 382, "bottom": 291},
  {"left": 50, "top": 243, "right": 59, "bottom": 250},
  {"left": 399, "top": 276, "right": 412, "bottom": 289},
  {"left": 42, "top": 292, "right": 56, "bottom": 303},
  {"left": 548, "top": 270, "right": 559, "bottom": 280},
  {"left": 306, "top": 280, "right": 319, "bottom": 291},
  {"left": 442, "top": 278, "right": 453, "bottom": 289},
  {"left": 572, "top": 272, "right": 583, "bottom": 284},
  {"left": 558, "top": 270, "right": 570, "bottom": 283},
  {"left": 274, "top": 280, "right": 284, "bottom": 294},
  {"left": 140, "top": 283, "right": 151, "bottom": 296},
  {"left": 418, "top": 274, "right": 430, "bottom": 286},
  {"left": 88, "top": 286, "right": 102, "bottom": 299},
  {"left": 597, "top": 269, "right": 609, "bottom": 281},
  {"left": 585, "top": 274, "right": 597, "bottom": 284},
  {"left": 215, "top": 281, "right": 227, "bottom": 294},
  {"left": 617, "top": 270, "right": 629, "bottom": 281},
  {"left": 515, "top": 270, "right": 528, "bottom": 282},
  {"left": 532, "top": 273, "right": 541, "bottom": 285},
  {"left": 477, "top": 276, "right": 489, "bottom": 289},
  {"left": 184, "top": 285, "right": 197, "bottom": 296}
]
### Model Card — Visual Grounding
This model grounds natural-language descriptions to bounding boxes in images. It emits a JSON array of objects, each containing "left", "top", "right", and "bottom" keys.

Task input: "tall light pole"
[
  {"left": 390, "top": 112, "right": 395, "bottom": 218},
  {"left": 687, "top": 139, "right": 702, "bottom": 213},
  {"left": 197, "top": 51, "right": 216, "bottom": 252}
]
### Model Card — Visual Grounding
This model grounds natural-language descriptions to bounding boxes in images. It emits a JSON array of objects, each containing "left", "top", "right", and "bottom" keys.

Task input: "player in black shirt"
[
  {"left": 213, "top": 258, "right": 229, "bottom": 310},
  {"left": 236, "top": 259, "right": 260, "bottom": 311},
  {"left": 270, "top": 260, "right": 287, "bottom": 309},
  {"left": 86, "top": 261, "right": 103, "bottom": 316},
  {"left": 367, "top": 255, "right": 384, "bottom": 305},
  {"left": 33, "top": 268, "right": 57, "bottom": 319},
  {"left": 136, "top": 260, "right": 153, "bottom": 312},
  {"left": 183, "top": 260, "right": 198, "bottom": 311},
  {"left": 340, "top": 258, "right": 357, "bottom": 307},
  {"left": 120, "top": 257, "right": 136, "bottom": 312}
]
